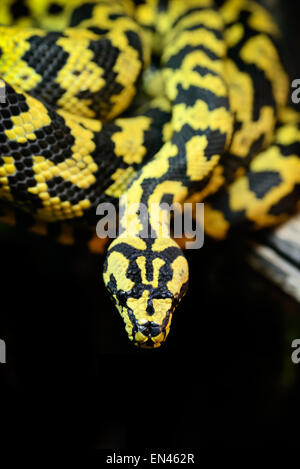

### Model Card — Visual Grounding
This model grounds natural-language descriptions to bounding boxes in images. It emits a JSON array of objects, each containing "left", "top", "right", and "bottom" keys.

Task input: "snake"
[{"left": 0, "top": 0, "right": 299, "bottom": 348}]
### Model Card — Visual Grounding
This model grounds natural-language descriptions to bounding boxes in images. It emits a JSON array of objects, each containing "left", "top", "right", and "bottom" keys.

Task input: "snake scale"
[{"left": 0, "top": 0, "right": 299, "bottom": 347}]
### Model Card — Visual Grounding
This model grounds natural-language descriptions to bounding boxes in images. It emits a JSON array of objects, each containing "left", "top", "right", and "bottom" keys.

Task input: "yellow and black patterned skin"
[{"left": 0, "top": 0, "right": 299, "bottom": 347}]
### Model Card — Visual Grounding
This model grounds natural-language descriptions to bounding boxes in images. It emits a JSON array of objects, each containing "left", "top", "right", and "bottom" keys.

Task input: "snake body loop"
[{"left": 0, "top": 0, "right": 299, "bottom": 347}]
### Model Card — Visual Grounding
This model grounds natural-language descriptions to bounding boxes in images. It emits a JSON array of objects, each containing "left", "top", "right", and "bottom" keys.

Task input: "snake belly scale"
[{"left": 0, "top": 0, "right": 299, "bottom": 347}]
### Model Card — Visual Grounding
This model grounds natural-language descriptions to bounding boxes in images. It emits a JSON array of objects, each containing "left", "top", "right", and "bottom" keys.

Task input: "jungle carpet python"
[{"left": 0, "top": 0, "right": 299, "bottom": 347}]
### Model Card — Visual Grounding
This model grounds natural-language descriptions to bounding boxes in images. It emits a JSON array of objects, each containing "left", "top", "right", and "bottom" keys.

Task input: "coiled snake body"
[{"left": 0, "top": 0, "right": 299, "bottom": 347}]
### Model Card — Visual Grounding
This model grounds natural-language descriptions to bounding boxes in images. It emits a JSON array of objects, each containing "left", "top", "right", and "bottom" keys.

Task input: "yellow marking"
[
  {"left": 143, "top": 67, "right": 165, "bottom": 98},
  {"left": 186, "top": 135, "right": 219, "bottom": 181},
  {"left": 170, "top": 6, "right": 222, "bottom": 34},
  {"left": 225, "top": 23, "right": 244, "bottom": 48},
  {"left": 114, "top": 235, "right": 147, "bottom": 251},
  {"left": 248, "top": 3, "right": 280, "bottom": 36},
  {"left": 163, "top": 27, "right": 225, "bottom": 65},
  {"left": 105, "top": 167, "right": 136, "bottom": 198},
  {"left": 56, "top": 33, "right": 106, "bottom": 118},
  {"left": 0, "top": 27, "right": 44, "bottom": 92},
  {"left": 229, "top": 144, "right": 300, "bottom": 227},
  {"left": 165, "top": 67, "right": 227, "bottom": 103},
  {"left": 167, "top": 255, "right": 189, "bottom": 296},
  {"left": 103, "top": 251, "right": 134, "bottom": 293},
  {"left": 64, "top": 112, "right": 102, "bottom": 132},
  {"left": 147, "top": 181, "right": 188, "bottom": 236},
  {"left": 107, "top": 84, "right": 138, "bottom": 120},
  {"left": 225, "top": 58, "right": 253, "bottom": 123},
  {"left": 119, "top": 143, "right": 179, "bottom": 235},
  {"left": 151, "top": 237, "right": 178, "bottom": 253},
  {"left": 0, "top": 156, "right": 16, "bottom": 201},
  {"left": 276, "top": 124, "right": 300, "bottom": 146},
  {"left": 0, "top": 1, "right": 13, "bottom": 25},
  {"left": 112, "top": 116, "right": 151, "bottom": 164},
  {"left": 26, "top": 0, "right": 82, "bottom": 30},
  {"left": 111, "top": 44, "right": 141, "bottom": 89},
  {"left": 172, "top": 102, "right": 232, "bottom": 145},
  {"left": 230, "top": 106, "right": 275, "bottom": 158},
  {"left": 204, "top": 204, "right": 230, "bottom": 239},
  {"left": 278, "top": 107, "right": 300, "bottom": 126},
  {"left": 30, "top": 155, "right": 96, "bottom": 190},
  {"left": 28, "top": 146, "right": 95, "bottom": 220},
  {"left": 185, "top": 165, "right": 225, "bottom": 203},
  {"left": 136, "top": 256, "right": 165, "bottom": 289},
  {"left": 5, "top": 94, "right": 51, "bottom": 143},
  {"left": 241, "top": 34, "right": 288, "bottom": 109},
  {"left": 127, "top": 290, "right": 173, "bottom": 326},
  {"left": 219, "top": 0, "right": 245, "bottom": 25}
]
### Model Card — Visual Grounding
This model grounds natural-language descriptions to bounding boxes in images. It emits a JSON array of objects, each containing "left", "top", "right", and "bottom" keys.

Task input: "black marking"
[
  {"left": 160, "top": 193, "right": 174, "bottom": 207},
  {"left": 22, "top": 34, "right": 68, "bottom": 106},
  {"left": 223, "top": 134, "right": 265, "bottom": 182},
  {"left": 172, "top": 6, "right": 210, "bottom": 28},
  {"left": 75, "top": 38, "right": 124, "bottom": 119},
  {"left": 138, "top": 321, "right": 161, "bottom": 337},
  {"left": 125, "top": 30, "right": 144, "bottom": 68},
  {"left": 10, "top": 0, "right": 29, "bottom": 19},
  {"left": 277, "top": 141, "right": 300, "bottom": 157},
  {"left": 87, "top": 26, "right": 110, "bottom": 36},
  {"left": 108, "top": 13, "right": 124, "bottom": 21},
  {"left": 146, "top": 302, "right": 155, "bottom": 316},
  {"left": 184, "top": 24, "right": 223, "bottom": 40},
  {"left": 69, "top": 2, "right": 95, "bottom": 27},
  {"left": 47, "top": 176, "right": 80, "bottom": 203},
  {"left": 48, "top": 3, "right": 64, "bottom": 15},
  {"left": 165, "top": 44, "right": 220, "bottom": 69},
  {"left": 173, "top": 84, "right": 229, "bottom": 110},
  {"left": 157, "top": 0, "right": 169, "bottom": 12},
  {"left": 106, "top": 273, "right": 117, "bottom": 296},
  {"left": 192, "top": 65, "right": 219, "bottom": 77},
  {"left": 207, "top": 189, "right": 246, "bottom": 227},
  {"left": 203, "top": 129, "right": 227, "bottom": 160},
  {"left": 269, "top": 184, "right": 300, "bottom": 215},
  {"left": 226, "top": 9, "right": 279, "bottom": 121},
  {"left": 116, "top": 290, "right": 128, "bottom": 307},
  {"left": 248, "top": 170, "right": 282, "bottom": 199}
]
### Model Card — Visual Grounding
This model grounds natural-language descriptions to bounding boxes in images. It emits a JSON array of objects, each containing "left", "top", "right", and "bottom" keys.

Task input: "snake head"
[{"left": 103, "top": 236, "right": 189, "bottom": 348}]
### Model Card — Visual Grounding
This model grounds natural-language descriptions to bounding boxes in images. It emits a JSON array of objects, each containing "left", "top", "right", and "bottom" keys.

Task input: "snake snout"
[
  {"left": 138, "top": 321, "right": 161, "bottom": 337},
  {"left": 133, "top": 317, "right": 171, "bottom": 348}
]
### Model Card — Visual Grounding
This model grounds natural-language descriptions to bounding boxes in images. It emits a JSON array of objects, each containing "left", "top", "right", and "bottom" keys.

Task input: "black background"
[{"left": 0, "top": 0, "right": 300, "bottom": 450}]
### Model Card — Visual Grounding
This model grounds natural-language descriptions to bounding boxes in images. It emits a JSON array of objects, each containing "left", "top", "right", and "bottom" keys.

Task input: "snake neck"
[{"left": 104, "top": 176, "right": 190, "bottom": 348}]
